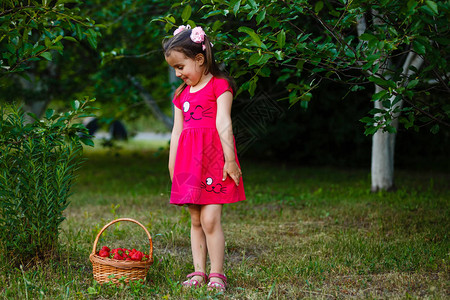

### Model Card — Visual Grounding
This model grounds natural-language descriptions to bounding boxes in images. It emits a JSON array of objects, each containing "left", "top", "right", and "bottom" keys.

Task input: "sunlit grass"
[{"left": 0, "top": 140, "right": 448, "bottom": 299}]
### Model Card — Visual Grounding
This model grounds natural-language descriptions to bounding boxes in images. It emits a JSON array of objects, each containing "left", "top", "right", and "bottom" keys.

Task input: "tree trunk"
[
  {"left": 371, "top": 86, "right": 397, "bottom": 192},
  {"left": 128, "top": 76, "right": 174, "bottom": 130},
  {"left": 370, "top": 53, "right": 424, "bottom": 191},
  {"left": 18, "top": 72, "right": 51, "bottom": 123},
  {"left": 23, "top": 100, "right": 50, "bottom": 123}
]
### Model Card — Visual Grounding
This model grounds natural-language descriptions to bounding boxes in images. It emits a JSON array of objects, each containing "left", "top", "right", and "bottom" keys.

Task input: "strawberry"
[
  {"left": 131, "top": 251, "right": 143, "bottom": 261},
  {"left": 113, "top": 253, "right": 123, "bottom": 260},
  {"left": 98, "top": 249, "right": 109, "bottom": 257},
  {"left": 101, "top": 246, "right": 110, "bottom": 252}
]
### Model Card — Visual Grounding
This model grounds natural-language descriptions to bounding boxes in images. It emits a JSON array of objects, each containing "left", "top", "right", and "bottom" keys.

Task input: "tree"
[
  {"left": 160, "top": 0, "right": 449, "bottom": 191},
  {"left": 1, "top": 1, "right": 175, "bottom": 131},
  {"left": 0, "top": 1, "right": 99, "bottom": 117}
]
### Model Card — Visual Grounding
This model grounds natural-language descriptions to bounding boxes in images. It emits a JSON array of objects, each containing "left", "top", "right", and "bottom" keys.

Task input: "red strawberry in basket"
[
  {"left": 113, "top": 253, "right": 123, "bottom": 260},
  {"left": 98, "top": 249, "right": 109, "bottom": 257},
  {"left": 131, "top": 251, "right": 144, "bottom": 261},
  {"left": 101, "top": 246, "right": 110, "bottom": 252}
]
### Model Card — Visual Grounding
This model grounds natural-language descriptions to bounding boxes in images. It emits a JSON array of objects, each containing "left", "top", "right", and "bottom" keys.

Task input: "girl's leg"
[
  {"left": 187, "top": 205, "right": 208, "bottom": 283},
  {"left": 200, "top": 204, "right": 225, "bottom": 284}
]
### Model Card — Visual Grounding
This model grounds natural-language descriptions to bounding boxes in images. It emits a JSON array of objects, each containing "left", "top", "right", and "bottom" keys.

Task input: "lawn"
[{"left": 1, "top": 140, "right": 449, "bottom": 299}]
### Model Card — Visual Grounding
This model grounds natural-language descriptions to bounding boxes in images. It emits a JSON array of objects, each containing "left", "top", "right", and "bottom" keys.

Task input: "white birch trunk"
[
  {"left": 370, "top": 53, "right": 424, "bottom": 191},
  {"left": 357, "top": 12, "right": 425, "bottom": 191},
  {"left": 371, "top": 87, "right": 397, "bottom": 191}
]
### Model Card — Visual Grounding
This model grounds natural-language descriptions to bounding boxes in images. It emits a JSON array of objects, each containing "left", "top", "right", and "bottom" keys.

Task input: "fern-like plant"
[{"left": 0, "top": 98, "right": 95, "bottom": 263}]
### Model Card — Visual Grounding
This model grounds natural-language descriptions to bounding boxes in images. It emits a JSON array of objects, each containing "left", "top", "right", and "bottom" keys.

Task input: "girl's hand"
[{"left": 222, "top": 160, "right": 242, "bottom": 186}]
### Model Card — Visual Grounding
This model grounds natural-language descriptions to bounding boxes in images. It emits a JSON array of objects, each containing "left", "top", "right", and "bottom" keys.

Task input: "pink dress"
[{"left": 170, "top": 76, "right": 246, "bottom": 205}]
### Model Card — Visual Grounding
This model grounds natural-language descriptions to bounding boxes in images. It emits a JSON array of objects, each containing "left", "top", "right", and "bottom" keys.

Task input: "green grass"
[{"left": 1, "top": 140, "right": 449, "bottom": 299}]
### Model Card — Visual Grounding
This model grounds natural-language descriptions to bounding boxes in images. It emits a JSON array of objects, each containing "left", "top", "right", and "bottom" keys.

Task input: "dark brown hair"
[{"left": 163, "top": 28, "right": 236, "bottom": 96}]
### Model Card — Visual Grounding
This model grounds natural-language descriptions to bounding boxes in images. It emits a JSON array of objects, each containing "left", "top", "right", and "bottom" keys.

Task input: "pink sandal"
[
  {"left": 207, "top": 273, "right": 227, "bottom": 292},
  {"left": 182, "top": 272, "right": 208, "bottom": 288}
]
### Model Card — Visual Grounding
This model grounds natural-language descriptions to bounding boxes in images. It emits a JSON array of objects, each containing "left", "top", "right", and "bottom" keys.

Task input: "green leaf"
[
  {"left": 5, "top": 44, "right": 15, "bottom": 54},
  {"left": 187, "top": 20, "right": 196, "bottom": 29},
  {"left": 75, "top": 23, "right": 82, "bottom": 41},
  {"left": 372, "top": 89, "right": 388, "bottom": 101},
  {"left": 385, "top": 125, "right": 397, "bottom": 134},
  {"left": 277, "top": 29, "right": 286, "bottom": 49},
  {"left": 314, "top": 1, "right": 324, "bottom": 14},
  {"left": 249, "top": 77, "right": 258, "bottom": 96},
  {"left": 249, "top": 53, "right": 262, "bottom": 66},
  {"left": 80, "top": 137, "right": 94, "bottom": 147},
  {"left": 259, "top": 67, "right": 271, "bottom": 77},
  {"left": 202, "top": 10, "right": 226, "bottom": 19},
  {"left": 369, "top": 76, "right": 396, "bottom": 89},
  {"left": 166, "top": 16, "right": 176, "bottom": 24},
  {"left": 63, "top": 36, "right": 78, "bottom": 42},
  {"left": 44, "top": 37, "right": 52, "bottom": 48},
  {"left": 413, "top": 40, "right": 426, "bottom": 55},
  {"left": 71, "top": 100, "right": 80, "bottom": 110},
  {"left": 256, "top": 10, "right": 266, "bottom": 25},
  {"left": 406, "top": 79, "right": 419, "bottom": 89},
  {"left": 391, "top": 95, "right": 402, "bottom": 106},
  {"left": 212, "top": 20, "right": 223, "bottom": 32},
  {"left": 360, "top": 117, "right": 374, "bottom": 124},
  {"left": 53, "top": 35, "right": 63, "bottom": 44},
  {"left": 382, "top": 100, "right": 391, "bottom": 108},
  {"left": 86, "top": 29, "right": 97, "bottom": 49},
  {"left": 181, "top": 5, "right": 192, "bottom": 22},
  {"left": 40, "top": 52, "right": 52, "bottom": 61},
  {"left": 238, "top": 26, "right": 263, "bottom": 47},
  {"left": 359, "top": 33, "right": 376, "bottom": 41},
  {"left": 274, "top": 50, "right": 283, "bottom": 60},
  {"left": 296, "top": 59, "right": 305, "bottom": 70},
  {"left": 45, "top": 109, "right": 55, "bottom": 119},
  {"left": 26, "top": 112, "right": 40, "bottom": 121},
  {"left": 425, "top": 0, "right": 438, "bottom": 15},
  {"left": 364, "top": 126, "right": 379, "bottom": 135},
  {"left": 430, "top": 124, "right": 439, "bottom": 134},
  {"left": 230, "top": 0, "right": 241, "bottom": 16},
  {"left": 369, "top": 108, "right": 385, "bottom": 115}
]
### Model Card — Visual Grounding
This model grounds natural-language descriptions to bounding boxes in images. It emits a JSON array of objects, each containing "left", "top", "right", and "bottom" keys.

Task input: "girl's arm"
[
  {"left": 216, "top": 91, "right": 241, "bottom": 186},
  {"left": 169, "top": 105, "right": 184, "bottom": 181}
]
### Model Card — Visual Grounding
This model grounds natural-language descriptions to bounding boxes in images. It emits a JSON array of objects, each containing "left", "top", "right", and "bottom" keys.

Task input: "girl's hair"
[{"left": 163, "top": 28, "right": 236, "bottom": 96}]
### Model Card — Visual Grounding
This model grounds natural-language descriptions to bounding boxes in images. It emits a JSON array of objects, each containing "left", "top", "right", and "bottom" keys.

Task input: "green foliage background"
[{"left": 1, "top": 0, "right": 448, "bottom": 167}]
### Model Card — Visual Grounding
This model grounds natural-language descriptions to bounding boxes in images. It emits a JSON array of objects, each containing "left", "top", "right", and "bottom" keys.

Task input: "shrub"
[{"left": 0, "top": 98, "right": 95, "bottom": 264}]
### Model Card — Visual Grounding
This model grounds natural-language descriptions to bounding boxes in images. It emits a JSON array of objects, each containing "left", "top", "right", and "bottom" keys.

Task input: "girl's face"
[{"left": 165, "top": 50, "right": 206, "bottom": 87}]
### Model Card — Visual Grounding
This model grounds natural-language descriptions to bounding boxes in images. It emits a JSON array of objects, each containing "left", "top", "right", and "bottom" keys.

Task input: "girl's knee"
[
  {"left": 191, "top": 214, "right": 202, "bottom": 228},
  {"left": 200, "top": 214, "right": 220, "bottom": 234},
  {"left": 189, "top": 206, "right": 202, "bottom": 228}
]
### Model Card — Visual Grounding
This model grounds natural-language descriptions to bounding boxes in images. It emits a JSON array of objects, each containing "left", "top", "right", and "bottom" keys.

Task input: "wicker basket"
[{"left": 89, "top": 218, "right": 153, "bottom": 285}]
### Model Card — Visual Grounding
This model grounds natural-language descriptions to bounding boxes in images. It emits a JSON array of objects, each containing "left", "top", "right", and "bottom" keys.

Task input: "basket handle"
[{"left": 91, "top": 218, "right": 153, "bottom": 263}]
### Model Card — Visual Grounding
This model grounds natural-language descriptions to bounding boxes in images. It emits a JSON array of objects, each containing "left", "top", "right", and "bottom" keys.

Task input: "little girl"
[{"left": 163, "top": 25, "right": 245, "bottom": 292}]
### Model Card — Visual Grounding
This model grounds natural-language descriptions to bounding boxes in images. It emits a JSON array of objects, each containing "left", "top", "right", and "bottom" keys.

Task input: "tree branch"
[{"left": 128, "top": 76, "right": 173, "bottom": 130}]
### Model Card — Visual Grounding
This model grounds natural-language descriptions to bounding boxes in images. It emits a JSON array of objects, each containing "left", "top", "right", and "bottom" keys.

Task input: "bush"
[{"left": 0, "top": 98, "right": 95, "bottom": 263}]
